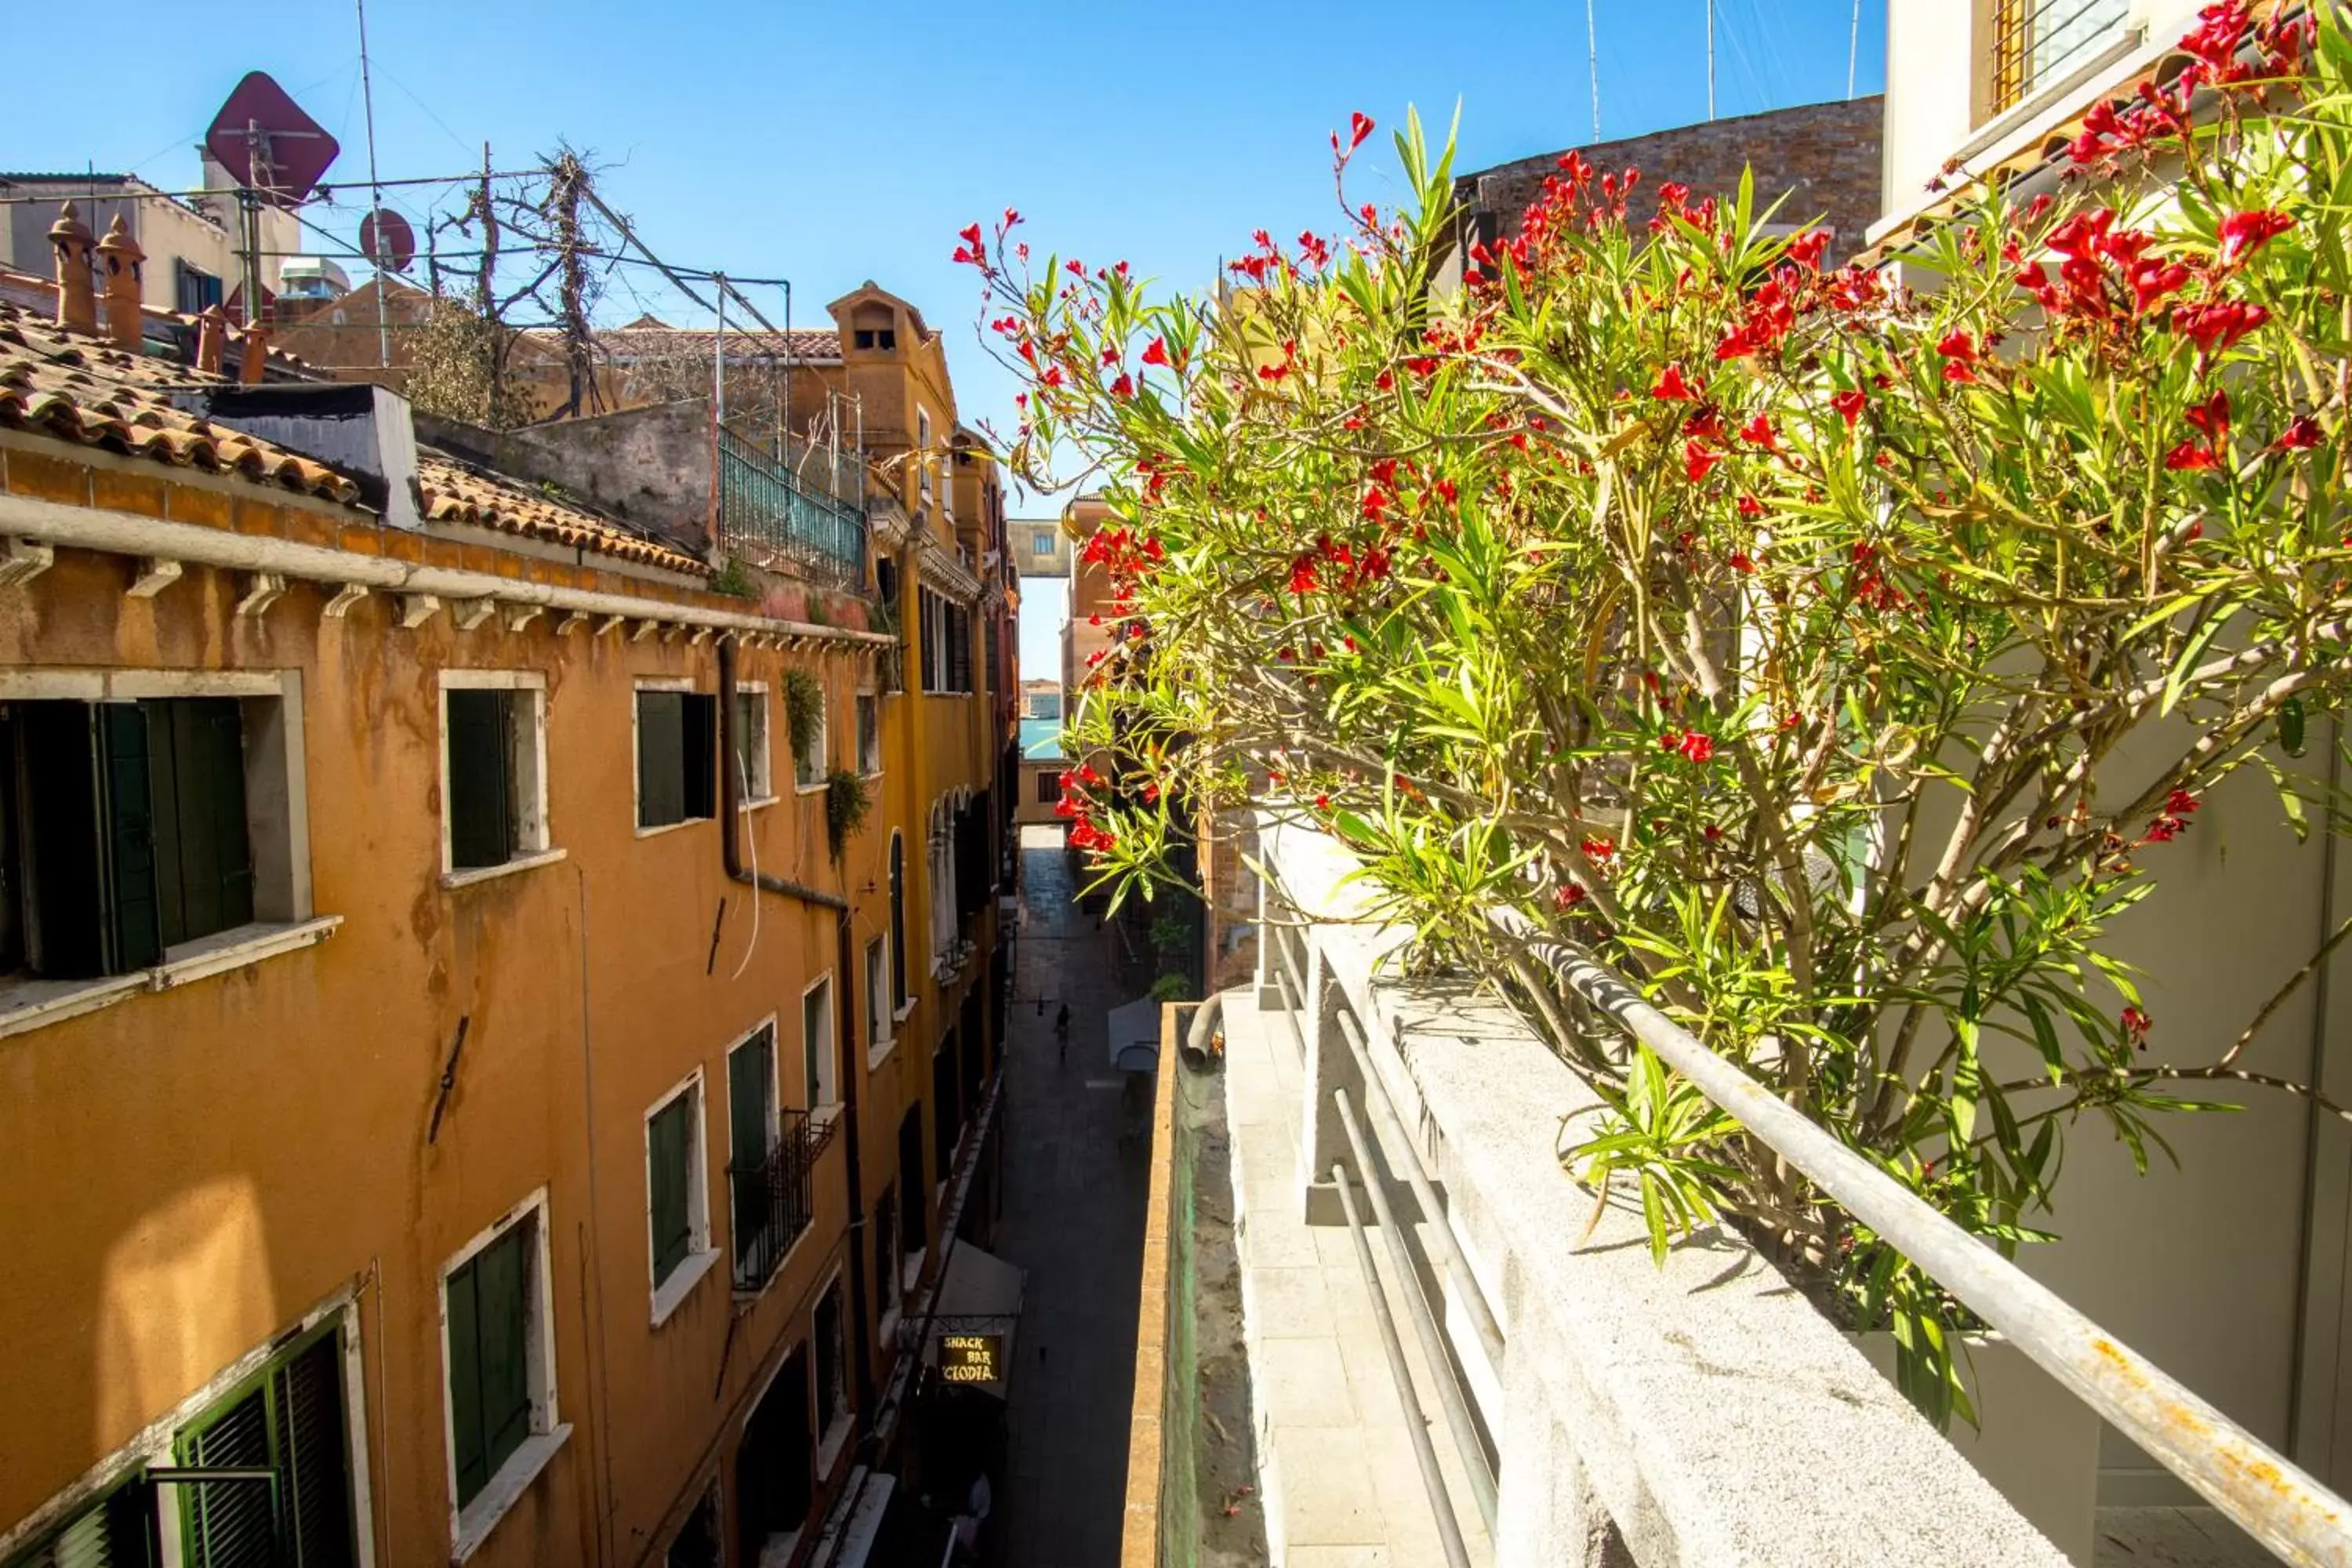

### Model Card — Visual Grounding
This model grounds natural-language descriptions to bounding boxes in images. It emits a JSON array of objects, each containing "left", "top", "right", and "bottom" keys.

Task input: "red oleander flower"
[
  {"left": 1315, "top": 793, "right": 1331, "bottom": 811},
  {"left": 2174, "top": 299, "right": 2270, "bottom": 354},
  {"left": 2272, "top": 416, "right": 2323, "bottom": 452},
  {"left": 2186, "top": 388, "right": 2230, "bottom": 448},
  {"left": 1685, "top": 441, "right": 1722, "bottom": 482},
  {"left": 2144, "top": 814, "right": 2187, "bottom": 843},
  {"left": 1142, "top": 337, "right": 1171, "bottom": 367},
  {"left": 2129, "top": 259, "right": 2192, "bottom": 314},
  {"left": 1287, "top": 557, "right": 1319, "bottom": 595},
  {"left": 2165, "top": 441, "right": 2218, "bottom": 471},
  {"left": 1728, "top": 551, "right": 1756, "bottom": 572},
  {"left": 1936, "top": 329, "right": 1980, "bottom": 383},
  {"left": 2166, "top": 788, "right": 2201, "bottom": 815},
  {"left": 1350, "top": 111, "right": 1375, "bottom": 149},
  {"left": 1650, "top": 364, "right": 1697, "bottom": 401},
  {"left": 1553, "top": 883, "right": 1586, "bottom": 910},
  {"left": 1832, "top": 389, "right": 1867, "bottom": 427},
  {"left": 1680, "top": 731, "right": 1715, "bottom": 764},
  {"left": 1109, "top": 374, "right": 1134, "bottom": 398},
  {"left": 1737, "top": 495, "right": 1765, "bottom": 518},
  {"left": 2122, "top": 1005, "right": 2153, "bottom": 1047},
  {"left": 2219, "top": 209, "right": 2295, "bottom": 267},
  {"left": 1581, "top": 835, "right": 1617, "bottom": 863},
  {"left": 1740, "top": 413, "right": 1778, "bottom": 450}
]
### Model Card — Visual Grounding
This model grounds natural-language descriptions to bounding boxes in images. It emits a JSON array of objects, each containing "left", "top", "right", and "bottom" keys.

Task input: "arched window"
[{"left": 889, "top": 832, "right": 906, "bottom": 1012}]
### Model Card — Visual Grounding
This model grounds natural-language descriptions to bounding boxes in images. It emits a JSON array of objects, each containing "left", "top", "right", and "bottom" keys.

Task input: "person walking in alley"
[{"left": 1054, "top": 1003, "right": 1071, "bottom": 1062}]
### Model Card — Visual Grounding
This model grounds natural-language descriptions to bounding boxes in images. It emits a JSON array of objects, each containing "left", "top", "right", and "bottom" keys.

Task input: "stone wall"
[
  {"left": 1458, "top": 96, "right": 1884, "bottom": 263},
  {"left": 416, "top": 400, "right": 713, "bottom": 557}
]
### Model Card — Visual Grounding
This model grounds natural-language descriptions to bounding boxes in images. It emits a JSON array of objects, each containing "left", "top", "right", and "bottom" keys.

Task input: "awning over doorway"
[
  {"left": 924, "top": 1243, "right": 1025, "bottom": 1400},
  {"left": 1105, "top": 996, "right": 1160, "bottom": 1073}
]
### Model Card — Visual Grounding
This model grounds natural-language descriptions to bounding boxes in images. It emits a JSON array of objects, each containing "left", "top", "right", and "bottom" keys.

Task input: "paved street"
[{"left": 994, "top": 826, "right": 1157, "bottom": 1566}]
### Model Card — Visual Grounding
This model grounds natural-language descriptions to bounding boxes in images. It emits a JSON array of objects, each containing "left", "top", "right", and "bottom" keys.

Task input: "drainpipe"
[{"left": 717, "top": 635, "right": 848, "bottom": 911}]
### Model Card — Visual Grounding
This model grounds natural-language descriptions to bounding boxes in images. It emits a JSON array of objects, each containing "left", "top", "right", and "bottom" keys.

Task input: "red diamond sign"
[{"left": 205, "top": 71, "right": 339, "bottom": 209}]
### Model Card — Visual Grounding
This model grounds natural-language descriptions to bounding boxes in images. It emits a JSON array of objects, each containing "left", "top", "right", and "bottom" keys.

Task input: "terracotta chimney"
[
  {"left": 48, "top": 201, "right": 96, "bottom": 334},
  {"left": 95, "top": 216, "right": 145, "bottom": 351},
  {"left": 238, "top": 323, "right": 270, "bottom": 385},
  {"left": 196, "top": 306, "right": 227, "bottom": 376}
]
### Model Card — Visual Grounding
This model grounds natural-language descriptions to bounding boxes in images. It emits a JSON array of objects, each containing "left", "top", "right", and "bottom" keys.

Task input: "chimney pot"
[
  {"left": 196, "top": 306, "right": 227, "bottom": 376},
  {"left": 47, "top": 201, "right": 96, "bottom": 336},
  {"left": 238, "top": 323, "right": 270, "bottom": 385},
  {"left": 96, "top": 216, "right": 145, "bottom": 351}
]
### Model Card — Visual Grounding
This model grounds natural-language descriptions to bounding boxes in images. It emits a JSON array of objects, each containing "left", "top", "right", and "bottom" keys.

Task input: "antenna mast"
[
  {"left": 1706, "top": 0, "right": 1716, "bottom": 121},
  {"left": 355, "top": 0, "right": 389, "bottom": 366},
  {"left": 1586, "top": 0, "right": 1602, "bottom": 140}
]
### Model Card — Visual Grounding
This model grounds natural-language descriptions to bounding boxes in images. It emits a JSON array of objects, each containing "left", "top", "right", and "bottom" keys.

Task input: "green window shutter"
[
  {"left": 145, "top": 699, "right": 254, "bottom": 948},
  {"left": 448, "top": 1225, "right": 532, "bottom": 1508},
  {"left": 803, "top": 989, "right": 824, "bottom": 1108},
  {"left": 176, "top": 1383, "right": 277, "bottom": 1568},
  {"left": 445, "top": 1254, "right": 486, "bottom": 1504},
  {"left": 275, "top": 1333, "right": 354, "bottom": 1568},
  {"left": 649, "top": 1095, "right": 693, "bottom": 1285},
  {"left": 95, "top": 703, "right": 162, "bottom": 971},
  {"left": 475, "top": 1229, "right": 532, "bottom": 1496},
  {"left": 445, "top": 690, "right": 515, "bottom": 869},
  {"left": 728, "top": 1033, "right": 773, "bottom": 1271},
  {"left": 8, "top": 1481, "right": 159, "bottom": 1568},
  {"left": 638, "top": 693, "right": 684, "bottom": 829},
  {"left": 681, "top": 695, "right": 717, "bottom": 819}
]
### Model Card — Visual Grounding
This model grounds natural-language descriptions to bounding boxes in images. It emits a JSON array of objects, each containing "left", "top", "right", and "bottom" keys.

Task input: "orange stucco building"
[{"left": 0, "top": 214, "right": 1012, "bottom": 1568}]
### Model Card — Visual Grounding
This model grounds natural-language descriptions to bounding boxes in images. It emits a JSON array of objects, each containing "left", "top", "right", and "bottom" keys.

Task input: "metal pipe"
[
  {"left": 0, "top": 491, "right": 893, "bottom": 647},
  {"left": 1513, "top": 919, "right": 2352, "bottom": 1568},
  {"left": 1334, "top": 1006, "right": 1507, "bottom": 1370},
  {"left": 1335, "top": 1087, "right": 1499, "bottom": 1533},
  {"left": 1332, "top": 1160, "right": 1475, "bottom": 1568},
  {"left": 717, "top": 636, "right": 847, "bottom": 912}
]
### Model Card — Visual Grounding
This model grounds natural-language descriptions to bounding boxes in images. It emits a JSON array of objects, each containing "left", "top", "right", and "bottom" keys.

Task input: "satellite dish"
[
  {"left": 205, "top": 71, "right": 339, "bottom": 209},
  {"left": 360, "top": 209, "right": 416, "bottom": 273}
]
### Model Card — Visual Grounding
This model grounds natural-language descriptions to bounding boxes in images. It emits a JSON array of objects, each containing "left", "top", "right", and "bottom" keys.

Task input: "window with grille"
[
  {"left": 802, "top": 976, "right": 836, "bottom": 1107},
  {"left": 1990, "top": 0, "right": 2130, "bottom": 114},
  {"left": 815, "top": 1285, "right": 847, "bottom": 1438},
  {"left": 856, "top": 693, "right": 880, "bottom": 776},
  {"left": 636, "top": 689, "right": 718, "bottom": 829},
  {"left": 865, "top": 937, "right": 889, "bottom": 1052}
]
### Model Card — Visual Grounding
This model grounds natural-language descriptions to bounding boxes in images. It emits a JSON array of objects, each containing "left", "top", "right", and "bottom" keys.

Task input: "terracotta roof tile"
[
  {"left": 0, "top": 301, "right": 359, "bottom": 501},
  {"left": 416, "top": 453, "right": 707, "bottom": 575}
]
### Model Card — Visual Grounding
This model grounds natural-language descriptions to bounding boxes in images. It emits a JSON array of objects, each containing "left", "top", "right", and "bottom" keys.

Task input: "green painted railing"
[{"left": 717, "top": 428, "right": 866, "bottom": 593}]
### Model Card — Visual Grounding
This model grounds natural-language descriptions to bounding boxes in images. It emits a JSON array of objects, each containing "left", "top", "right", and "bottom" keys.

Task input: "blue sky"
[{"left": 4, "top": 0, "right": 1883, "bottom": 673}]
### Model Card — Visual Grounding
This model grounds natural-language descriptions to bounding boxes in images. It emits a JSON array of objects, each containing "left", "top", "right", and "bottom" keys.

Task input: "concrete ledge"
[{"left": 1258, "top": 812, "right": 2067, "bottom": 1568}]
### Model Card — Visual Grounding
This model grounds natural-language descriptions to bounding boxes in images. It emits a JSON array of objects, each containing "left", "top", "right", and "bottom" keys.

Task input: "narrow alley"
[{"left": 991, "top": 825, "right": 1160, "bottom": 1566}]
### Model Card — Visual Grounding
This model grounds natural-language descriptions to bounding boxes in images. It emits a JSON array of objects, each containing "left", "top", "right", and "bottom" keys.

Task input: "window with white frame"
[
  {"left": 916, "top": 408, "right": 935, "bottom": 503},
  {"left": 0, "top": 670, "right": 313, "bottom": 989},
  {"left": 801, "top": 973, "right": 837, "bottom": 1109},
  {"left": 855, "top": 691, "right": 880, "bottom": 776},
  {"left": 732, "top": 684, "right": 773, "bottom": 804},
  {"left": 864, "top": 937, "right": 890, "bottom": 1054},
  {"left": 637, "top": 683, "right": 718, "bottom": 830},
  {"left": 793, "top": 686, "right": 827, "bottom": 791},
  {"left": 441, "top": 672, "right": 551, "bottom": 878},
  {"left": 441, "top": 1191, "right": 563, "bottom": 1549},
  {"left": 646, "top": 1069, "right": 714, "bottom": 1323}
]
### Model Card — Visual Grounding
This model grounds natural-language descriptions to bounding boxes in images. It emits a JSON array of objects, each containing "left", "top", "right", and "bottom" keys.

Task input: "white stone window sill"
[
  {"left": 450, "top": 1424, "right": 572, "bottom": 1564},
  {"left": 0, "top": 916, "right": 343, "bottom": 1043},
  {"left": 732, "top": 1224, "right": 812, "bottom": 1305},
  {"left": 650, "top": 1247, "right": 721, "bottom": 1328},
  {"left": 867, "top": 1035, "right": 896, "bottom": 1071},
  {"left": 634, "top": 816, "right": 712, "bottom": 840},
  {"left": 739, "top": 795, "right": 781, "bottom": 814},
  {"left": 756, "top": 1530, "right": 804, "bottom": 1568},
  {"left": 441, "top": 847, "right": 567, "bottom": 891},
  {"left": 814, "top": 1414, "right": 854, "bottom": 1479},
  {"left": 795, "top": 778, "right": 828, "bottom": 797},
  {"left": 892, "top": 999, "right": 917, "bottom": 1025}
]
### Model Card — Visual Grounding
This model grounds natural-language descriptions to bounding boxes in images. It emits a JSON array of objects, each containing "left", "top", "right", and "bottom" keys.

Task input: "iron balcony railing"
[
  {"left": 717, "top": 429, "right": 868, "bottom": 594},
  {"left": 731, "top": 1107, "right": 834, "bottom": 1291},
  {"left": 779, "top": 430, "right": 866, "bottom": 513},
  {"left": 1989, "top": 0, "right": 2131, "bottom": 112}
]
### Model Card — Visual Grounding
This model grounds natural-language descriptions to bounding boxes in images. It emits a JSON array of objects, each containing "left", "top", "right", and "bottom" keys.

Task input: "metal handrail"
[
  {"left": 1331, "top": 1157, "right": 1475, "bottom": 1568},
  {"left": 1335, "top": 1087, "right": 1499, "bottom": 1533},
  {"left": 1502, "top": 916, "right": 2352, "bottom": 1568},
  {"left": 1332, "top": 1005, "right": 1506, "bottom": 1370}
]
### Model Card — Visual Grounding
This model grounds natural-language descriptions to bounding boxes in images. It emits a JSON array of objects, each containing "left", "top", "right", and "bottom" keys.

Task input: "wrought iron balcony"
[
  {"left": 731, "top": 1107, "right": 836, "bottom": 1292},
  {"left": 717, "top": 430, "right": 867, "bottom": 594}
]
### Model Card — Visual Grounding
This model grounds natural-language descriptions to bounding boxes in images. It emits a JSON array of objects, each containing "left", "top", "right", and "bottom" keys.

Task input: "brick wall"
[{"left": 1459, "top": 96, "right": 1884, "bottom": 264}]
